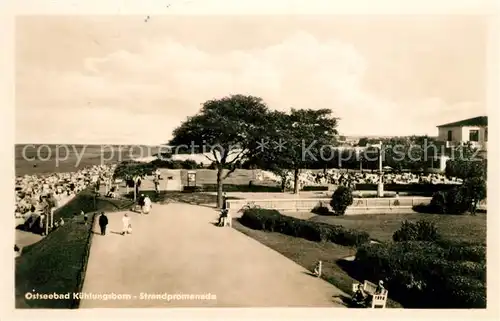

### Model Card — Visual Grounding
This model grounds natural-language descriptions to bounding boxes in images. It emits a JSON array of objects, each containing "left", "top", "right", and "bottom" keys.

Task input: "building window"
[
  {"left": 447, "top": 130, "right": 453, "bottom": 141},
  {"left": 469, "top": 130, "right": 479, "bottom": 142}
]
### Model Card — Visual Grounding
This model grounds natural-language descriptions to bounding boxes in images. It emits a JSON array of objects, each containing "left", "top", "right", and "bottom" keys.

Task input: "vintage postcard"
[{"left": 3, "top": 0, "right": 499, "bottom": 320}]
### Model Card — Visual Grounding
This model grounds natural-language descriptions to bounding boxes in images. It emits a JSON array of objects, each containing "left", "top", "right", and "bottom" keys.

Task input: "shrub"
[
  {"left": 429, "top": 191, "right": 447, "bottom": 213},
  {"left": 182, "top": 186, "right": 202, "bottom": 193},
  {"left": 445, "top": 187, "right": 470, "bottom": 214},
  {"left": 354, "top": 241, "right": 486, "bottom": 308},
  {"left": 436, "top": 240, "right": 486, "bottom": 263},
  {"left": 392, "top": 220, "right": 440, "bottom": 242},
  {"left": 239, "top": 208, "right": 369, "bottom": 246},
  {"left": 311, "top": 202, "right": 331, "bottom": 215},
  {"left": 428, "top": 177, "right": 486, "bottom": 215},
  {"left": 181, "top": 159, "right": 199, "bottom": 169},
  {"left": 330, "top": 186, "right": 353, "bottom": 215}
]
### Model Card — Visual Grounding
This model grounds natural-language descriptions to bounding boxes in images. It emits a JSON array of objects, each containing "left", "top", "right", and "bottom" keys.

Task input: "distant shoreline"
[{"left": 15, "top": 144, "right": 161, "bottom": 176}]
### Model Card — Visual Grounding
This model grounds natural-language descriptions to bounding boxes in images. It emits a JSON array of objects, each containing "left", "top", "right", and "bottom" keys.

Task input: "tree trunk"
[
  {"left": 281, "top": 174, "right": 287, "bottom": 192},
  {"left": 293, "top": 168, "right": 299, "bottom": 194},
  {"left": 216, "top": 166, "right": 224, "bottom": 208}
]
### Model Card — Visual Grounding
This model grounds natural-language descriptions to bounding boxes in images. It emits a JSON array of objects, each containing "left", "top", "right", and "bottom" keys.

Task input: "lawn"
[
  {"left": 16, "top": 213, "right": 95, "bottom": 308},
  {"left": 309, "top": 213, "right": 487, "bottom": 244},
  {"left": 233, "top": 211, "right": 486, "bottom": 308},
  {"left": 232, "top": 218, "right": 403, "bottom": 308}
]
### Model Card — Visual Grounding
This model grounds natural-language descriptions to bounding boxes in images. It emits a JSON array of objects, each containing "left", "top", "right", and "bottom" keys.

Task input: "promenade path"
[{"left": 80, "top": 202, "right": 346, "bottom": 308}]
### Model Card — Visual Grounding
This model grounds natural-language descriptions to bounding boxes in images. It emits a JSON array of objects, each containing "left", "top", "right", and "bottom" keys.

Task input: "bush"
[
  {"left": 429, "top": 191, "right": 447, "bottom": 213},
  {"left": 436, "top": 240, "right": 486, "bottom": 263},
  {"left": 330, "top": 186, "right": 353, "bottom": 215},
  {"left": 180, "top": 159, "right": 199, "bottom": 169},
  {"left": 354, "top": 241, "right": 486, "bottom": 308},
  {"left": 311, "top": 202, "right": 331, "bottom": 215},
  {"left": 182, "top": 186, "right": 203, "bottom": 193},
  {"left": 392, "top": 220, "right": 440, "bottom": 242},
  {"left": 445, "top": 187, "right": 470, "bottom": 214},
  {"left": 428, "top": 177, "right": 486, "bottom": 215},
  {"left": 240, "top": 208, "right": 369, "bottom": 246}
]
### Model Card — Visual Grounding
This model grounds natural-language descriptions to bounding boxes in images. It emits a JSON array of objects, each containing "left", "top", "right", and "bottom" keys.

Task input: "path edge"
[{"left": 72, "top": 213, "right": 97, "bottom": 308}]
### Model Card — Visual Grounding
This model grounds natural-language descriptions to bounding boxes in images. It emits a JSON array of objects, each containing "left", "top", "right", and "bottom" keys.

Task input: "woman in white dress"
[
  {"left": 142, "top": 196, "right": 152, "bottom": 214},
  {"left": 122, "top": 213, "right": 131, "bottom": 235}
]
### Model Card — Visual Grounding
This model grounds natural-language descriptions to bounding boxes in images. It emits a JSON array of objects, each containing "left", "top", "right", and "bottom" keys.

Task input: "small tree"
[
  {"left": 113, "top": 161, "right": 151, "bottom": 201},
  {"left": 330, "top": 186, "right": 353, "bottom": 215},
  {"left": 463, "top": 177, "right": 487, "bottom": 214}
]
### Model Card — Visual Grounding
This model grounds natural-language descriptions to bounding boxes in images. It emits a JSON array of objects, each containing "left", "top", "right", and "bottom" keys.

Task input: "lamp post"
[{"left": 372, "top": 141, "right": 384, "bottom": 197}]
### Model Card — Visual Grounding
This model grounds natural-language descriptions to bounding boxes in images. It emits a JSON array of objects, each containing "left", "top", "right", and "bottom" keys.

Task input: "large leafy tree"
[
  {"left": 169, "top": 95, "right": 270, "bottom": 207},
  {"left": 254, "top": 108, "right": 338, "bottom": 194}
]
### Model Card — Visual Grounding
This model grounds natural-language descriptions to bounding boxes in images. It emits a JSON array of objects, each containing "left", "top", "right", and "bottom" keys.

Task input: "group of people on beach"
[
  {"left": 255, "top": 169, "right": 463, "bottom": 190},
  {"left": 15, "top": 164, "right": 116, "bottom": 218}
]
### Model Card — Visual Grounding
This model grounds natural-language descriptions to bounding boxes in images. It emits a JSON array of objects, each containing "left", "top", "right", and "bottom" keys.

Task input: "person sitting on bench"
[
  {"left": 352, "top": 283, "right": 368, "bottom": 307},
  {"left": 218, "top": 208, "right": 228, "bottom": 227}
]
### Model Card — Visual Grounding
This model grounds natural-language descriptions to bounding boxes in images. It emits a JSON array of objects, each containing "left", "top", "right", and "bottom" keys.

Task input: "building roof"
[{"left": 437, "top": 116, "right": 487, "bottom": 128}]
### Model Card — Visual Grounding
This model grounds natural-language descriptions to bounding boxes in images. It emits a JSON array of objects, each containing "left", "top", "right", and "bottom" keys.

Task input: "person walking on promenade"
[
  {"left": 137, "top": 194, "right": 145, "bottom": 213},
  {"left": 222, "top": 192, "right": 228, "bottom": 210},
  {"left": 142, "top": 195, "right": 152, "bottom": 214},
  {"left": 98, "top": 212, "right": 108, "bottom": 235},
  {"left": 122, "top": 213, "right": 131, "bottom": 235},
  {"left": 153, "top": 176, "right": 160, "bottom": 195}
]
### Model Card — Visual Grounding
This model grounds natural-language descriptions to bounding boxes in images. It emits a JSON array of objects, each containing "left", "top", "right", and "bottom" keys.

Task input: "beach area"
[{"left": 15, "top": 144, "right": 161, "bottom": 176}]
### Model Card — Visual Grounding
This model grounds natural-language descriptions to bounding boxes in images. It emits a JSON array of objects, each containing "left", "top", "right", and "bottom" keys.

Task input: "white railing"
[{"left": 227, "top": 196, "right": 432, "bottom": 213}]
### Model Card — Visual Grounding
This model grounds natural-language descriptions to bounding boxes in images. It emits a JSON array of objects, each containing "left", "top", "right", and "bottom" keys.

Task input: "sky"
[{"left": 15, "top": 15, "right": 489, "bottom": 144}]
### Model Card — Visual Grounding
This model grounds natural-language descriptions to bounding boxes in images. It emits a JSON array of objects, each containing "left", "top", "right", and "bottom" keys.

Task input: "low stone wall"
[{"left": 227, "top": 196, "right": 432, "bottom": 217}]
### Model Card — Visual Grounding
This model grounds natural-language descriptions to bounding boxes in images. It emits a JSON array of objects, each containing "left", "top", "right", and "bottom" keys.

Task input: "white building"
[
  {"left": 429, "top": 116, "right": 488, "bottom": 172},
  {"left": 437, "top": 116, "right": 488, "bottom": 151}
]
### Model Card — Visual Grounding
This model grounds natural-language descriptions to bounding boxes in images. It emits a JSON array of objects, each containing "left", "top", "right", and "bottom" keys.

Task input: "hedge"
[
  {"left": 302, "top": 186, "right": 329, "bottom": 191},
  {"left": 200, "top": 184, "right": 282, "bottom": 193},
  {"left": 354, "top": 241, "right": 486, "bottom": 308},
  {"left": 16, "top": 213, "right": 96, "bottom": 308},
  {"left": 239, "top": 208, "right": 370, "bottom": 246}
]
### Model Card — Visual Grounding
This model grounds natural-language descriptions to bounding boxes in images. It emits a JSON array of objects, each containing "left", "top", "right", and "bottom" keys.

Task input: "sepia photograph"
[{"left": 10, "top": 2, "right": 496, "bottom": 313}]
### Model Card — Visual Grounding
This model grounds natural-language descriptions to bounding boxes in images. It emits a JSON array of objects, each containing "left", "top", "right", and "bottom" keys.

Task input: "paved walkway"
[{"left": 81, "top": 202, "right": 345, "bottom": 307}]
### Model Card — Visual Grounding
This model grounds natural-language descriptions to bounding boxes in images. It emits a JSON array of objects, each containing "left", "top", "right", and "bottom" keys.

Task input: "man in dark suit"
[{"left": 98, "top": 212, "right": 109, "bottom": 235}]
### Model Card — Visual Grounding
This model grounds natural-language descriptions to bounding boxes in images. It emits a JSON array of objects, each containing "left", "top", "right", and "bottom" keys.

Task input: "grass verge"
[
  {"left": 232, "top": 218, "right": 403, "bottom": 308},
  {"left": 16, "top": 213, "right": 96, "bottom": 308}
]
